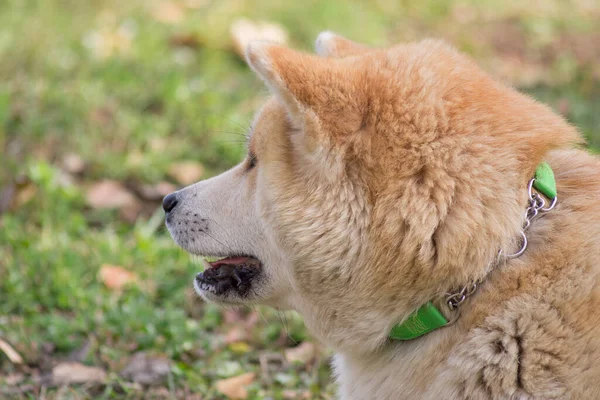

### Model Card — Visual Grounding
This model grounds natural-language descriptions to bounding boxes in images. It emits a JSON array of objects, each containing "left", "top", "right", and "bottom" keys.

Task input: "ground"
[{"left": 0, "top": 0, "right": 599, "bottom": 399}]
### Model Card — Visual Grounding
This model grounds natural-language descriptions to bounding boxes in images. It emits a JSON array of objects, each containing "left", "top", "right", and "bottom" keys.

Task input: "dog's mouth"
[{"left": 194, "top": 255, "right": 262, "bottom": 298}]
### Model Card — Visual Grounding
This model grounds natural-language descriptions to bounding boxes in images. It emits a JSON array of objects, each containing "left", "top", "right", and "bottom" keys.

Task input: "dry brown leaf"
[
  {"left": 149, "top": 137, "right": 168, "bottom": 151},
  {"left": 224, "top": 327, "right": 247, "bottom": 345},
  {"left": 169, "top": 33, "right": 202, "bottom": 49},
  {"left": 228, "top": 342, "right": 252, "bottom": 354},
  {"left": 118, "top": 201, "right": 144, "bottom": 224},
  {"left": 230, "top": 18, "right": 288, "bottom": 58},
  {"left": 86, "top": 180, "right": 138, "bottom": 209},
  {"left": 126, "top": 151, "right": 145, "bottom": 168},
  {"left": 0, "top": 338, "right": 24, "bottom": 364},
  {"left": 0, "top": 184, "right": 16, "bottom": 215},
  {"left": 3, "top": 181, "right": 38, "bottom": 211},
  {"left": 284, "top": 341, "right": 316, "bottom": 365},
  {"left": 4, "top": 373, "right": 24, "bottom": 386},
  {"left": 120, "top": 352, "right": 171, "bottom": 385},
  {"left": 152, "top": 1, "right": 185, "bottom": 24},
  {"left": 62, "top": 153, "right": 85, "bottom": 174},
  {"left": 282, "top": 390, "right": 311, "bottom": 399},
  {"left": 168, "top": 161, "right": 204, "bottom": 185},
  {"left": 99, "top": 264, "right": 138, "bottom": 290},
  {"left": 52, "top": 362, "right": 107, "bottom": 385},
  {"left": 83, "top": 26, "right": 134, "bottom": 59},
  {"left": 215, "top": 372, "right": 255, "bottom": 399},
  {"left": 182, "top": 0, "right": 208, "bottom": 8},
  {"left": 89, "top": 106, "right": 114, "bottom": 126},
  {"left": 223, "top": 309, "right": 246, "bottom": 324},
  {"left": 137, "top": 181, "right": 177, "bottom": 201},
  {"left": 16, "top": 183, "right": 37, "bottom": 208},
  {"left": 243, "top": 310, "right": 259, "bottom": 328},
  {"left": 557, "top": 98, "right": 570, "bottom": 116}
]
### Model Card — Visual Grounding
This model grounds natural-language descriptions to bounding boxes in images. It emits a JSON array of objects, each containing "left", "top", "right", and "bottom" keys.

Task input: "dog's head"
[{"left": 165, "top": 33, "right": 579, "bottom": 353}]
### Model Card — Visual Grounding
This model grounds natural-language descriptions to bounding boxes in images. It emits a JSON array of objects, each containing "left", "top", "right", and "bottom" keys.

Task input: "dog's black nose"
[{"left": 162, "top": 192, "right": 179, "bottom": 213}]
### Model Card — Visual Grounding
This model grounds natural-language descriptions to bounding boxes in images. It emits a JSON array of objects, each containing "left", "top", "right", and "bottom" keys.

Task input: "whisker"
[
  {"left": 278, "top": 310, "right": 297, "bottom": 345},
  {"left": 203, "top": 129, "right": 247, "bottom": 137},
  {"left": 202, "top": 217, "right": 229, "bottom": 233},
  {"left": 252, "top": 305, "right": 270, "bottom": 326},
  {"left": 203, "top": 231, "right": 237, "bottom": 255},
  {"left": 210, "top": 139, "right": 248, "bottom": 145},
  {"left": 209, "top": 112, "right": 251, "bottom": 134},
  {"left": 282, "top": 311, "right": 297, "bottom": 345}
]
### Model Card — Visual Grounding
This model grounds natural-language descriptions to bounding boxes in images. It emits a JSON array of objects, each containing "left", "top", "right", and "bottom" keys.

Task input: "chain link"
[
  {"left": 445, "top": 177, "right": 557, "bottom": 310},
  {"left": 446, "top": 282, "right": 478, "bottom": 310}
]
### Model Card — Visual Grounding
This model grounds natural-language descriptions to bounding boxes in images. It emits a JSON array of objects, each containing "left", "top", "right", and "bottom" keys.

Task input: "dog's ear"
[
  {"left": 245, "top": 41, "right": 364, "bottom": 136},
  {"left": 315, "top": 31, "right": 370, "bottom": 57}
]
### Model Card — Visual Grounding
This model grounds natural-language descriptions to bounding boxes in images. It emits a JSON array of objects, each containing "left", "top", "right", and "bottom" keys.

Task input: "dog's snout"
[{"left": 162, "top": 192, "right": 179, "bottom": 213}]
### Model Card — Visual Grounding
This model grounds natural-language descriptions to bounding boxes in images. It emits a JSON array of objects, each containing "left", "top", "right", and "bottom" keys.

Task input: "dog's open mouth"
[{"left": 194, "top": 256, "right": 262, "bottom": 297}]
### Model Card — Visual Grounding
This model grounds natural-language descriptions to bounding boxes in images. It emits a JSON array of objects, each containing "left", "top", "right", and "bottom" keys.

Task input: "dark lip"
[
  {"left": 195, "top": 258, "right": 262, "bottom": 297},
  {"left": 203, "top": 253, "right": 257, "bottom": 260},
  {"left": 205, "top": 255, "right": 260, "bottom": 268}
]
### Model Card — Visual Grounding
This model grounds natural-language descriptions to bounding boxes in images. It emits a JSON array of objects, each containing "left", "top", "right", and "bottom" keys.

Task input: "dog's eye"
[{"left": 247, "top": 152, "right": 257, "bottom": 170}]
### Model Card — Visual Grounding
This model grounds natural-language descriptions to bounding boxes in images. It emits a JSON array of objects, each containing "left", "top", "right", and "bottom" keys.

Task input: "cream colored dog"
[{"left": 164, "top": 32, "right": 600, "bottom": 399}]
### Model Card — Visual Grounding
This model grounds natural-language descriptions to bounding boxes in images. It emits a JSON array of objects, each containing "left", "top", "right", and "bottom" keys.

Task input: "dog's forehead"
[{"left": 249, "top": 97, "right": 289, "bottom": 153}]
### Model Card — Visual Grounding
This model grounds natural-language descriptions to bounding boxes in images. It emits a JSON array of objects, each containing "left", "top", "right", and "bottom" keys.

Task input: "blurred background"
[{"left": 1, "top": 0, "right": 599, "bottom": 398}]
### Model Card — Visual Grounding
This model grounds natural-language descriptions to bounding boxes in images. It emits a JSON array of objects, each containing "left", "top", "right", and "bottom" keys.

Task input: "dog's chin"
[
  {"left": 192, "top": 255, "right": 263, "bottom": 304},
  {"left": 165, "top": 221, "right": 265, "bottom": 303}
]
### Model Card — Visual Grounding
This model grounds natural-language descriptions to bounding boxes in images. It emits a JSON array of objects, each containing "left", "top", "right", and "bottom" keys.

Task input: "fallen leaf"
[
  {"left": 243, "top": 310, "right": 259, "bottom": 329},
  {"left": 284, "top": 342, "right": 316, "bottom": 365},
  {"left": 182, "top": 0, "right": 208, "bottom": 8},
  {"left": 168, "top": 161, "right": 204, "bottom": 185},
  {"left": 86, "top": 180, "right": 139, "bottom": 209},
  {"left": 223, "top": 309, "right": 246, "bottom": 324},
  {"left": 224, "top": 327, "right": 247, "bottom": 345},
  {"left": 149, "top": 137, "right": 168, "bottom": 151},
  {"left": 82, "top": 24, "right": 134, "bottom": 59},
  {"left": 89, "top": 106, "right": 114, "bottom": 126},
  {"left": 0, "top": 183, "right": 15, "bottom": 215},
  {"left": 14, "top": 182, "right": 37, "bottom": 208},
  {"left": 137, "top": 181, "right": 177, "bottom": 201},
  {"left": 228, "top": 342, "right": 252, "bottom": 354},
  {"left": 118, "top": 201, "right": 145, "bottom": 224},
  {"left": 169, "top": 33, "right": 202, "bottom": 49},
  {"left": 52, "top": 362, "right": 107, "bottom": 385},
  {"left": 99, "top": 264, "right": 138, "bottom": 290},
  {"left": 230, "top": 19, "right": 288, "bottom": 58},
  {"left": 120, "top": 352, "right": 171, "bottom": 385},
  {"left": 557, "top": 98, "right": 570, "bottom": 116},
  {"left": 215, "top": 372, "right": 255, "bottom": 399},
  {"left": 0, "top": 338, "right": 24, "bottom": 364},
  {"left": 62, "top": 153, "right": 85, "bottom": 174},
  {"left": 4, "top": 373, "right": 24, "bottom": 386},
  {"left": 145, "top": 387, "right": 171, "bottom": 398},
  {"left": 282, "top": 390, "right": 311, "bottom": 399},
  {"left": 126, "top": 150, "right": 145, "bottom": 168},
  {"left": 152, "top": 1, "right": 184, "bottom": 24},
  {"left": 0, "top": 176, "right": 39, "bottom": 214},
  {"left": 67, "top": 337, "right": 93, "bottom": 362}
]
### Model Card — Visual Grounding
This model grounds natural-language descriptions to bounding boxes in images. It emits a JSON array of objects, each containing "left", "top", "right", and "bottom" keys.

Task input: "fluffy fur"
[{"left": 165, "top": 32, "right": 600, "bottom": 399}]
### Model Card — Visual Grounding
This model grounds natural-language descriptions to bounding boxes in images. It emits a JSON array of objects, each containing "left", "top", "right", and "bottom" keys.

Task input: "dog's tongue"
[{"left": 208, "top": 256, "right": 252, "bottom": 269}]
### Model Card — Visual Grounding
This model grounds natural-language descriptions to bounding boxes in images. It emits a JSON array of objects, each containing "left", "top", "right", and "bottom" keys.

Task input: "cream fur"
[{"left": 166, "top": 33, "right": 600, "bottom": 399}]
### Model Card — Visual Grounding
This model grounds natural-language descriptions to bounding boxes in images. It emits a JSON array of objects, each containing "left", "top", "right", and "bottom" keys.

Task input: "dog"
[{"left": 163, "top": 32, "right": 600, "bottom": 399}]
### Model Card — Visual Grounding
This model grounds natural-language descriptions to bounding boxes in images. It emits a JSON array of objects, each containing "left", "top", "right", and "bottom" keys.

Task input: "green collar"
[{"left": 389, "top": 162, "right": 557, "bottom": 341}]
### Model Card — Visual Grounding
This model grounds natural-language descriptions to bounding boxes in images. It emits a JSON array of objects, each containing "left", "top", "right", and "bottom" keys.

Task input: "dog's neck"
[{"left": 388, "top": 162, "right": 558, "bottom": 341}]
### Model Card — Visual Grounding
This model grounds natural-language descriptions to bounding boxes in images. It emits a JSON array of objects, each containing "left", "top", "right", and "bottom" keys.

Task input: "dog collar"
[{"left": 389, "top": 162, "right": 557, "bottom": 341}]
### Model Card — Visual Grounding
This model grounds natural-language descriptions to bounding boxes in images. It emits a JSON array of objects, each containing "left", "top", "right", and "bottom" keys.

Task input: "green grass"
[{"left": 1, "top": 0, "right": 599, "bottom": 398}]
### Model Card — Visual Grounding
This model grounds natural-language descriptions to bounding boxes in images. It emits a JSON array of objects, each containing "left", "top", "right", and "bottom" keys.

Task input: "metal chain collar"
[{"left": 445, "top": 177, "right": 558, "bottom": 310}]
